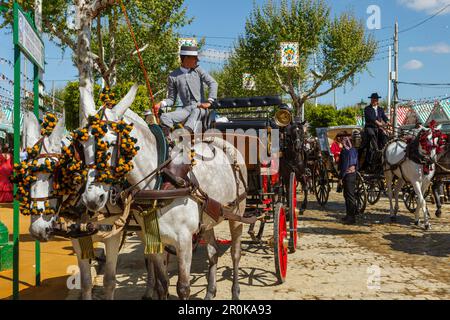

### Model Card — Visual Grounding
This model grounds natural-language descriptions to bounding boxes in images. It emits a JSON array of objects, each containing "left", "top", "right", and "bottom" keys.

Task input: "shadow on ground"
[
  {"left": 1, "top": 276, "right": 69, "bottom": 300},
  {"left": 383, "top": 233, "right": 450, "bottom": 258}
]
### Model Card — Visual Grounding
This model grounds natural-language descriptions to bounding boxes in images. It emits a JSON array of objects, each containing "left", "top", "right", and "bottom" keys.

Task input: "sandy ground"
[
  {"left": 0, "top": 204, "right": 77, "bottom": 300},
  {"left": 2, "top": 190, "right": 449, "bottom": 300}
]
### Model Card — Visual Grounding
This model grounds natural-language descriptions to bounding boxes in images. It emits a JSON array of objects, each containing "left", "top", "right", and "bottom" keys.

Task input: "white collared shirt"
[{"left": 180, "top": 66, "right": 189, "bottom": 74}]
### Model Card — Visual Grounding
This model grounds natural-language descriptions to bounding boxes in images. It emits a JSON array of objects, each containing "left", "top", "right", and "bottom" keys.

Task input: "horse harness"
[
  {"left": 55, "top": 136, "right": 252, "bottom": 240},
  {"left": 128, "top": 139, "right": 252, "bottom": 225},
  {"left": 384, "top": 135, "right": 436, "bottom": 184}
]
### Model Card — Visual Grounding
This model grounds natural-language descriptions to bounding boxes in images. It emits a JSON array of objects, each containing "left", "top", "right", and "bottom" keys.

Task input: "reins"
[{"left": 118, "top": 0, "right": 157, "bottom": 115}]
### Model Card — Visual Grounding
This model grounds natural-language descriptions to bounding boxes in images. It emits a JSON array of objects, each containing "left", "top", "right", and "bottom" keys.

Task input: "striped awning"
[
  {"left": 0, "top": 104, "right": 24, "bottom": 133},
  {"left": 356, "top": 115, "right": 364, "bottom": 126},
  {"left": 393, "top": 106, "right": 411, "bottom": 126},
  {"left": 412, "top": 103, "right": 434, "bottom": 124},
  {"left": 425, "top": 99, "right": 450, "bottom": 124},
  {"left": 440, "top": 100, "right": 450, "bottom": 119}
]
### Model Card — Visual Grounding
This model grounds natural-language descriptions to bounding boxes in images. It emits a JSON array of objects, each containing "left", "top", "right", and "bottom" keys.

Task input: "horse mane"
[
  {"left": 122, "top": 109, "right": 156, "bottom": 145},
  {"left": 123, "top": 109, "right": 148, "bottom": 128}
]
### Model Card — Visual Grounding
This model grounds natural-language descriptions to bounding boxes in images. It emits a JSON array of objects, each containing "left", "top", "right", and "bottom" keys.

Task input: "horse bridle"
[
  {"left": 79, "top": 108, "right": 127, "bottom": 208},
  {"left": 29, "top": 137, "right": 87, "bottom": 216},
  {"left": 28, "top": 137, "right": 64, "bottom": 213}
]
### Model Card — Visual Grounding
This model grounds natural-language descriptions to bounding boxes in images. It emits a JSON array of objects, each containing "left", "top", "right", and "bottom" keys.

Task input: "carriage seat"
[{"left": 214, "top": 119, "right": 277, "bottom": 131}]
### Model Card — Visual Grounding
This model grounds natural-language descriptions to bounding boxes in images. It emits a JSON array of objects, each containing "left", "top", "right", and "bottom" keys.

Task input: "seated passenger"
[
  {"left": 144, "top": 45, "right": 218, "bottom": 135},
  {"left": 331, "top": 133, "right": 344, "bottom": 163}
]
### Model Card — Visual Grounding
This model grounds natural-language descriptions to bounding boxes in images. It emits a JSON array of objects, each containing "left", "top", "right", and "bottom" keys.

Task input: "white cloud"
[
  {"left": 404, "top": 59, "right": 424, "bottom": 70},
  {"left": 409, "top": 42, "right": 450, "bottom": 53},
  {"left": 398, "top": 0, "right": 450, "bottom": 14}
]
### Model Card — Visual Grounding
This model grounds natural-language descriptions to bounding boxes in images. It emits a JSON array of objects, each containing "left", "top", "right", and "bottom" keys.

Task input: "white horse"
[
  {"left": 29, "top": 84, "right": 247, "bottom": 300},
  {"left": 384, "top": 124, "right": 444, "bottom": 230},
  {"left": 25, "top": 107, "right": 174, "bottom": 300},
  {"left": 78, "top": 84, "right": 247, "bottom": 300},
  {"left": 24, "top": 111, "right": 127, "bottom": 300}
]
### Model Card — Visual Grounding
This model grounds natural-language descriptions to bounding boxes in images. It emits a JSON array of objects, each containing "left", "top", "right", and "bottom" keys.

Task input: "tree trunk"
[
  {"left": 293, "top": 97, "right": 304, "bottom": 120},
  {"left": 108, "top": 6, "right": 117, "bottom": 87},
  {"left": 76, "top": 0, "right": 96, "bottom": 126}
]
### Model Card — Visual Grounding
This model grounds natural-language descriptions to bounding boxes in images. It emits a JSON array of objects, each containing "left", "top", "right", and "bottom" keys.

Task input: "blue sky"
[{"left": 1, "top": 0, "right": 450, "bottom": 108}]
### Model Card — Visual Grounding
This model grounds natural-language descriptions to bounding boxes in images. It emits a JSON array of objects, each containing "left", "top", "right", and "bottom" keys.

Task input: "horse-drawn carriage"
[
  {"left": 313, "top": 125, "right": 378, "bottom": 214},
  {"left": 211, "top": 96, "right": 299, "bottom": 283}
]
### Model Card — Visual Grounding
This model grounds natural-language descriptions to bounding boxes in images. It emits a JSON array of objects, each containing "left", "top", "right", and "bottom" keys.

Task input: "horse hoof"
[
  {"left": 424, "top": 223, "right": 431, "bottom": 231},
  {"left": 414, "top": 220, "right": 420, "bottom": 226},
  {"left": 435, "top": 210, "right": 442, "bottom": 218}
]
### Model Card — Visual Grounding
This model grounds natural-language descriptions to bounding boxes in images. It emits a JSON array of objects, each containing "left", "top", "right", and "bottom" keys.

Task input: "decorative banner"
[
  {"left": 242, "top": 73, "right": 256, "bottom": 90},
  {"left": 280, "top": 42, "right": 299, "bottom": 67}
]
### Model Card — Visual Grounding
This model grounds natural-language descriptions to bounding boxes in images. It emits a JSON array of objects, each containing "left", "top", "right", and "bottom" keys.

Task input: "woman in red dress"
[
  {"left": 330, "top": 135, "right": 343, "bottom": 163},
  {"left": 330, "top": 134, "right": 344, "bottom": 193},
  {"left": 0, "top": 144, "right": 14, "bottom": 203}
]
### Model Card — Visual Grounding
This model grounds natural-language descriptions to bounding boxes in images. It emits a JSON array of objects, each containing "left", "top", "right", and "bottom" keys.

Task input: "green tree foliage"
[
  {"left": 216, "top": 0, "right": 376, "bottom": 117},
  {"left": 91, "top": 0, "right": 191, "bottom": 88},
  {"left": 0, "top": 0, "right": 190, "bottom": 96},
  {"left": 62, "top": 81, "right": 150, "bottom": 130},
  {"left": 305, "top": 103, "right": 356, "bottom": 134},
  {"left": 212, "top": 55, "right": 280, "bottom": 98}
]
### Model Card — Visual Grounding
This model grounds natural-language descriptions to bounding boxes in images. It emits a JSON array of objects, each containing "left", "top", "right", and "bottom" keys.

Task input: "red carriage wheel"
[
  {"left": 288, "top": 172, "right": 298, "bottom": 253},
  {"left": 274, "top": 204, "right": 288, "bottom": 283}
]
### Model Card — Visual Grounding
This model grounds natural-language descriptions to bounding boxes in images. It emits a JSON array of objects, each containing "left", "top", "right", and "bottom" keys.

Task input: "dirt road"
[{"left": 68, "top": 191, "right": 450, "bottom": 300}]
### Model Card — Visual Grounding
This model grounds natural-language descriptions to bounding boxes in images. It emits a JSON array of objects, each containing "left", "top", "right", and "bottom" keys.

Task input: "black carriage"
[{"left": 211, "top": 96, "right": 298, "bottom": 283}]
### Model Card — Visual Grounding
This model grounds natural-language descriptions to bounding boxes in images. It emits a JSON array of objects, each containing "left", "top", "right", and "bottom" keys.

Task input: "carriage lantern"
[{"left": 274, "top": 104, "right": 293, "bottom": 127}]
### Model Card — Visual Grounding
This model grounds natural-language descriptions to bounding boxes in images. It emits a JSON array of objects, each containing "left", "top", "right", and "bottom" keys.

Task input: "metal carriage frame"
[{"left": 211, "top": 96, "right": 298, "bottom": 283}]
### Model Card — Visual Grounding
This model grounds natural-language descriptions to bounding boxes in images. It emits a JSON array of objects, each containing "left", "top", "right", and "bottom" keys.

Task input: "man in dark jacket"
[
  {"left": 362, "top": 93, "right": 389, "bottom": 170},
  {"left": 339, "top": 135, "right": 359, "bottom": 224},
  {"left": 364, "top": 93, "right": 389, "bottom": 149}
]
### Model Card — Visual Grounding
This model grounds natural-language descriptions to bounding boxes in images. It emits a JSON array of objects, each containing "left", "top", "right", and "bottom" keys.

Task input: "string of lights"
[
  {"left": 399, "top": 94, "right": 450, "bottom": 104},
  {"left": 0, "top": 57, "right": 35, "bottom": 83}
]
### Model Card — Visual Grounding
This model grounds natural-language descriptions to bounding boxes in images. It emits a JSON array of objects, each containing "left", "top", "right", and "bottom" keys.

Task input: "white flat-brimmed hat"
[
  {"left": 143, "top": 109, "right": 153, "bottom": 116},
  {"left": 180, "top": 45, "right": 198, "bottom": 57}
]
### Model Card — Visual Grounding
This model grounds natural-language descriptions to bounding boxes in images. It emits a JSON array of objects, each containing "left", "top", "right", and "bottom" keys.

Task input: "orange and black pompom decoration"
[{"left": 40, "top": 113, "right": 58, "bottom": 136}]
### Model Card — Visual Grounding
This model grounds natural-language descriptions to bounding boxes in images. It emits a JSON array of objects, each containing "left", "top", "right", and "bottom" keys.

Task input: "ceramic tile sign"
[
  {"left": 280, "top": 42, "right": 299, "bottom": 67},
  {"left": 243, "top": 73, "right": 256, "bottom": 90}
]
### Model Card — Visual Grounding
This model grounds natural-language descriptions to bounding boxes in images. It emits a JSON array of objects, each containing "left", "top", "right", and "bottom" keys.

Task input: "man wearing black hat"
[
  {"left": 362, "top": 93, "right": 389, "bottom": 169},
  {"left": 144, "top": 45, "right": 218, "bottom": 135}
]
